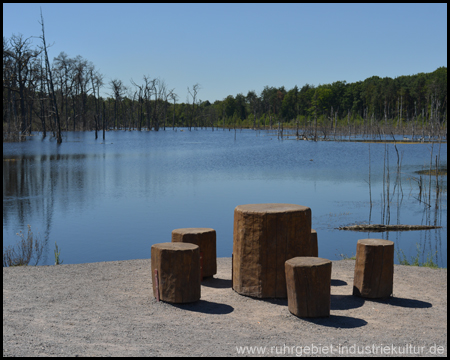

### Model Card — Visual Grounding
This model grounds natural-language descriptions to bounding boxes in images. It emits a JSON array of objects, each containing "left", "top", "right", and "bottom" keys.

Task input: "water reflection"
[{"left": 2, "top": 130, "right": 447, "bottom": 267}]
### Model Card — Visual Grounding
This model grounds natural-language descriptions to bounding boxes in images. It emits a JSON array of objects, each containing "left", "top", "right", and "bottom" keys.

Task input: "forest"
[{"left": 3, "top": 31, "right": 447, "bottom": 143}]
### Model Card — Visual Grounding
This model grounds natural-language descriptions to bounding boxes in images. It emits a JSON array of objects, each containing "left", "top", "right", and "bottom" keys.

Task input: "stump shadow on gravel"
[
  {"left": 170, "top": 300, "right": 234, "bottom": 315},
  {"left": 234, "top": 296, "right": 288, "bottom": 307},
  {"left": 301, "top": 315, "right": 367, "bottom": 329},
  {"left": 201, "top": 277, "right": 232, "bottom": 289},
  {"left": 257, "top": 298, "right": 288, "bottom": 307},
  {"left": 331, "top": 295, "right": 365, "bottom": 310},
  {"left": 369, "top": 297, "right": 432, "bottom": 308},
  {"left": 331, "top": 279, "right": 348, "bottom": 286},
  {"left": 225, "top": 292, "right": 290, "bottom": 307}
]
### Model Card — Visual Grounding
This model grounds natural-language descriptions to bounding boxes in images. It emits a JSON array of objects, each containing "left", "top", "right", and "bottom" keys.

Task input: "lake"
[{"left": 3, "top": 129, "right": 447, "bottom": 267}]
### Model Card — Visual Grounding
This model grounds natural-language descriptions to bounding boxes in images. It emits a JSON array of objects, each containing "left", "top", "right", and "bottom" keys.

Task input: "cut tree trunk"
[
  {"left": 151, "top": 242, "right": 200, "bottom": 303},
  {"left": 353, "top": 239, "right": 394, "bottom": 299},
  {"left": 171, "top": 228, "right": 217, "bottom": 278},
  {"left": 285, "top": 257, "right": 332, "bottom": 318},
  {"left": 232, "top": 203, "right": 313, "bottom": 298}
]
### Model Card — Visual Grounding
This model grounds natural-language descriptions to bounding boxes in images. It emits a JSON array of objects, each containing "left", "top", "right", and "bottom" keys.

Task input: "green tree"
[
  {"left": 298, "top": 84, "right": 315, "bottom": 116},
  {"left": 281, "top": 85, "right": 298, "bottom": 120},
  {"left": 223, "top": 95, "right": 236, "bottom": 118},
  {"left": 234, "top": 93, "right": 247, "bottom": 120}
]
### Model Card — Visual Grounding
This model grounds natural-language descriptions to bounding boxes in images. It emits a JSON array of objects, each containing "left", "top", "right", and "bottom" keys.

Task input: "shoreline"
[{"left": 4, "top": 255, "right": 448, "bottom": 269}]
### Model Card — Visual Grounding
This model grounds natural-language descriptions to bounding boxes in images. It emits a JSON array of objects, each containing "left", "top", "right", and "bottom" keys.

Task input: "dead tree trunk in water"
[
  {"left": 102, "top": 102, "right": 106, "bottom": 140},
  {"left": 170, "top": 92, "right": 178, "bottom": 130},
  {"left": 39, "top": 55, "right": 46, "bottom": 138},
  {"left": 347, "top": 110, "right": 350, "bottom": 140},
  {"left": 187, "top": 83, "right": 200, "bottom": 131},
  {"left": 40, "top": 9, "right": 62, "bottom": 144}
]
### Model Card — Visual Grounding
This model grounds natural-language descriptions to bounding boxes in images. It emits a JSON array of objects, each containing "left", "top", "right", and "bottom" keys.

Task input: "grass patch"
[
  {"left": 3, "top": 225, "right": 44, "bottom": 267},
  {"left": 54, "top": 242, "right": 63, "bottom": 265},
  {"left": 336, "top": 251, "right": 356, "bottom": 260},
  {"left": 338, "top": 243, "right": 443, "bottom": 269},
  {"left": 396, "top": 243, "right": 440, "bottom": 269}
]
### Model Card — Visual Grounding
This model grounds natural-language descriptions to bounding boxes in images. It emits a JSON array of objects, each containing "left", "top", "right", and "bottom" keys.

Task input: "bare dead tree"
[
  {"left": 39, "top": 9, "right": 62, "bottom": 143},
  {"left": 90, "top": 67, "right": 103, "bottom": 138},
  {"left": 3, "top": 34, "right": 41, "bottom": 137},
  {"left": 52, "top": 51, "right": 74, "bottom": 131},
  {"left": 72, "top": 56, "right": 93, "bottom": 131},
  {"left": 187, "top": 83, "right": 200, "bottom": 130},
  {"left": 154, "top": 78, "right": 165, "bottom": 131},
  {"left": 109, "top": 79, "right": 126, "bottom": 130},
  {"left": 36, "top": 54, "right": 47, "bottom": 137},
  {"left": 130, "top": 78, "right": 144, "bottom": 131},
  {"left": 170, "top": 92, "right": 179, "bottom": 130},
  {"left": 160, "top": 82, "right": 174, "bottom": 131},
  {"left": 143, "top": 75, "right": 156, "bottom": 130},
  {"left": 25, "top": 55, "right": 41, "bottom": 134}
]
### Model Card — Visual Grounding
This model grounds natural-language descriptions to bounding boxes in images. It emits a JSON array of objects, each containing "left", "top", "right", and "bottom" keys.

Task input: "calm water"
[{"left": 3, "top": 129, "right": 447, "bottom": 267}]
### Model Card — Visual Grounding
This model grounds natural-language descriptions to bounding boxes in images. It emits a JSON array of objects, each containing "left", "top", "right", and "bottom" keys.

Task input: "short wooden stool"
[
  {"left": 171, "top": 228, "right": 217, "bottom": 278},
  {"left": 353, "top": 239, "right": 394, "bottom": 299},
  {"left": 285, "top": 257, "right": 332, "bottom": 318},
  {"left": 151, "top": 242, "right": 200, "bottom": 303},
  {"left": 311, "top": 229, "right": 318, "bottom": 257},
  {"left": 233, "top": 203, "right": 313, "bottom": 298}
]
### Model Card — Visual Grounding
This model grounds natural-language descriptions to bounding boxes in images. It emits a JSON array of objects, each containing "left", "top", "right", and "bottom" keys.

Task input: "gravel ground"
[{"left": 3, "top": 258, "right": 447, "bottom": 357}]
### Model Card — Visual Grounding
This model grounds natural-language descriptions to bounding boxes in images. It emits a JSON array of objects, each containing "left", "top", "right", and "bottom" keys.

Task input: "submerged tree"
[
  {"left": 187, "top": 83, "right": 200, "bottom": 130},
  {"left": 3, "top": 34, "right": 41, "bottom": 137},
  {"left": 2, "top": 12, "right": 447, "bottom": 141},
  {"left": 39, "top": 9, "right": 62, "bottom": 144}
]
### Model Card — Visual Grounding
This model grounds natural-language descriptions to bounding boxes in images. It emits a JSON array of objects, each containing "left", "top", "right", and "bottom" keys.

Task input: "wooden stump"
[
  {"left": 353, "top": 239, "right": 394, "bottom": 299},
  {"left": 171, "top": 228, "right": 217, "bottom": 278},
  {"left": 311, "top": 229, "right": 318, "bottom": 257},
  {"left": 151, "top": 242, "right": 200, "bottom": 303},
  {"left": 232, "top": 203, "right": 313, "bottom": 298},
  {"left": 285, "top": 257, "right": 332, "bottom": 318}
]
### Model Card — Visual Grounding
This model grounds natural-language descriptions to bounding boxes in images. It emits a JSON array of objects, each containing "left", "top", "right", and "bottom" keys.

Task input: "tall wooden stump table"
[{"left": 232, "top": 203, "right": 313, "bottom": 298}]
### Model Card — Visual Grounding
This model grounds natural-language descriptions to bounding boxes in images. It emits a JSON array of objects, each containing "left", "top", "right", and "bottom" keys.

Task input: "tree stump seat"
[
  {"left": 171, "top": 228, "right": 217, "bottom": 278},
  {"left": 353, "top": 239, "right": 394, "bottom": 299},
  {"left": 232, "top": 203, "right": 314, "bottom": 298},
  {"left": 151, "top": 242, "right": 201, "bottom": 303},
  {"left": 285, "top": 257, "right": 332, "bottom": 318}
]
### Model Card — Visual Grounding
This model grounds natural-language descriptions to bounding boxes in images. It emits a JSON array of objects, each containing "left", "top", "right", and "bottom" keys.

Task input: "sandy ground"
[{"left": 3, "top": 258, "right": 447, "bottom": 357}]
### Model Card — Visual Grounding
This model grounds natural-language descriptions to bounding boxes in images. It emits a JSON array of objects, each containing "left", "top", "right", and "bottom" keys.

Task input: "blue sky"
[{"left": 3, "top": 3, "right": 447, "bottom": 103}]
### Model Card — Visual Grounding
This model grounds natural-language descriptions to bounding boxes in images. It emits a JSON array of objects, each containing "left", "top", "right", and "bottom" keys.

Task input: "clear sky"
[{"left": 3, "top": 3, "right": 447, "bottom": 103}]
